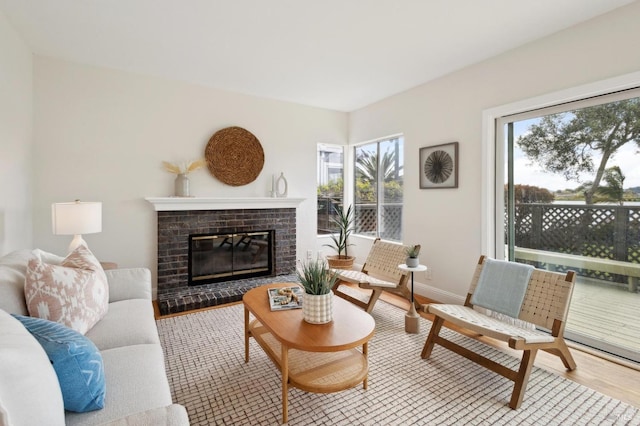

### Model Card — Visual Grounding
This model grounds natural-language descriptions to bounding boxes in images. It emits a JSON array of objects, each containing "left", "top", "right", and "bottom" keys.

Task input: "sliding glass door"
[{"left": 496, "top": 89, "right": 640, "bottom": 362}]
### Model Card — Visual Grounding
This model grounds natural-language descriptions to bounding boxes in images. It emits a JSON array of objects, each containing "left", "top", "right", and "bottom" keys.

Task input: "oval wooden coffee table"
[{"left": 243, "top": 283, "right": 375, "bottom": 423}]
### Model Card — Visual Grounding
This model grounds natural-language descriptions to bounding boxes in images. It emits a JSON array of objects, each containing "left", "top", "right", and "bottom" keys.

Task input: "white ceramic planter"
[
  {"left": 406, "top": 257, "right": 419, "bottom": 268},
  {"left": 302, "top": 291, "right": 333, "bottom": 324}
]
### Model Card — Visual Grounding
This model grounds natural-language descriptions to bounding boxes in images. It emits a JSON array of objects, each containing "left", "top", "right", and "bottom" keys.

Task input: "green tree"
[
  {"left": 356, "top": 149, "right": 402, "bottom": 183},
  {"left": 596, "top": 166, "right": 625, "bottom": 205},
  {"left": 317, "top": 178, "right": 343, "bottom": 198},
  {"left": 517, "top": 98, "right": 640, "bottom": 204},
  {"left": 506, "top": 184, "right": 555, "bottom": 203}
]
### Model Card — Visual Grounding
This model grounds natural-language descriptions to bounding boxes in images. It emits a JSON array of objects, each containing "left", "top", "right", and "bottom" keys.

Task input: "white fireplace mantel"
[{"left": 145, "top": 197, "right": 305, "bottom": 211}]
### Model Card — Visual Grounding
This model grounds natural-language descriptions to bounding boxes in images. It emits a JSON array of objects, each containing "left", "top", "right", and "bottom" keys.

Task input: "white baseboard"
[{"left": 413, "top": 281, "right": 465, "bottom": 305}]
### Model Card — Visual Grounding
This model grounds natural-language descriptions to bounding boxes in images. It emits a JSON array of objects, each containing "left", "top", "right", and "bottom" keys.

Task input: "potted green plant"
[
  {"left": 324, "top": 204, "right": 355, "bottom": 269},
  {"left": 405, "top": 245, "right": 421, "bottom": 268},
  {"left": 296, "top": 259, "right": 339, "bottom": 324}
]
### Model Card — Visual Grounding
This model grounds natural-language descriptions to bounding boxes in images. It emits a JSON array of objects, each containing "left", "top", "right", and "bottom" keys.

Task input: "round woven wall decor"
[{"left": 205, "top": 126, "right": 264, "bottom": 186}]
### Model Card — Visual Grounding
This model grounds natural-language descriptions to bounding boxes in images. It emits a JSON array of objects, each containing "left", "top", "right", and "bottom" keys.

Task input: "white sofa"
[{"left": 0, "top": 249, "right": 189, "bottom": 425}]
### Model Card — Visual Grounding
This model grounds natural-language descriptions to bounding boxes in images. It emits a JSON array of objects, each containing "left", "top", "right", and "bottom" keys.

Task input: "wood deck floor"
[{"left": 566, "top": 278, "right": 640, "bottom": 357}]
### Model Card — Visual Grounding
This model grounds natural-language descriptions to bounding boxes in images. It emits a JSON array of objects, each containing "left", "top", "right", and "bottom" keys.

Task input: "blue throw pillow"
[{"left": 11, "top": 314, "right": 105, "bottom": 412}]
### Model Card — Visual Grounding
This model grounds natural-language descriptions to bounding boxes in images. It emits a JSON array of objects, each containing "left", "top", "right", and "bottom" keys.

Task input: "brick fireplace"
[{"left": 147, "top": 197, "right": 304, "bottom": 315}]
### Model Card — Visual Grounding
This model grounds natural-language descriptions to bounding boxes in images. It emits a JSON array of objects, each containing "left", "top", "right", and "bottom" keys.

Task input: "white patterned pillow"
[{"left": 24, "top": 244, "right": 109, "bottom": 334}]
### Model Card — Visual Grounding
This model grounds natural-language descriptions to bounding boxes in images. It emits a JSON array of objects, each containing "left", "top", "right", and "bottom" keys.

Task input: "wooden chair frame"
[
  {"left": 331, "top": 238, "right": 419, "bottom": 313},
  {"left": 421, "top": 255, "right": 576, "bottom": 409}
]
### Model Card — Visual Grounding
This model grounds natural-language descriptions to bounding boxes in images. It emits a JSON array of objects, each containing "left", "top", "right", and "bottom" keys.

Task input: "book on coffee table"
[{"left": 268, "top": 286, "right": 304, "bottom": 311}]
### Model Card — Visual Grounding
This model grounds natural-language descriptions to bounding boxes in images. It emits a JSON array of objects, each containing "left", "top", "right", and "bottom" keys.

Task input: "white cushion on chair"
[
  {"left": 333, "top": 269, "right": 398, "bottom": 288},
  {"left": 426, "top": 304, "right": 555, "bottom": 344}
]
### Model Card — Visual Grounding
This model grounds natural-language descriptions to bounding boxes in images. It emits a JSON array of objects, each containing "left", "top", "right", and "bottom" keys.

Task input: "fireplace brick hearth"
[{"left": 155, "top": 207, "right": 297, "bottom": 315}]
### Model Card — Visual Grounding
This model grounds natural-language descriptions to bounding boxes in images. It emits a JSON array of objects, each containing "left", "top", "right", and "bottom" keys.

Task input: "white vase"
[
  {"left": 175, "top": 173, "right": 190, "bottom": 197},
  {"left": 302, "top": 291, "right": 333, "bottom": 324},
  {"left": 275, "top": 172, "right": 288, "bottom": 198}
]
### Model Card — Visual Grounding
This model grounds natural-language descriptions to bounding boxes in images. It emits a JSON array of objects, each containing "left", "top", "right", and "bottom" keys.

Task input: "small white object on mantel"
[{"left": 144, "top": 197, "right": 305, "bottom": 211}]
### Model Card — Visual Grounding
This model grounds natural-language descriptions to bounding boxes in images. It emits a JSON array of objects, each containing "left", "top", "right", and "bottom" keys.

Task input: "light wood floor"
[
  {"left": 155, "top": 287, "right": 640, "bottom": 409},
  {"left": 567, "top": 278, "right": 640, "bottom": 355}
]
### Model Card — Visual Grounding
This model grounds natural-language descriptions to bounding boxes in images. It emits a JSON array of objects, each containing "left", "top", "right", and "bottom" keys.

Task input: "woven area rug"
[{"left": 157, "top": 294, "right": 639, "bottom": 425}]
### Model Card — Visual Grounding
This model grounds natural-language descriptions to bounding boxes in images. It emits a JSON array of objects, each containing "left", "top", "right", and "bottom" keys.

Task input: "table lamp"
[{"left": 52, "top": 200, "right": 102, "bottom": 252}]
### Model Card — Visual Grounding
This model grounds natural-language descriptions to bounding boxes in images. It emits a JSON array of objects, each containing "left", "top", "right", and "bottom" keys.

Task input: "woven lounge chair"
[
  {"left": 331, "top": 238, "right": 419, "bottom": 313},
  {"left": 421, "top": 255, "right": 576, "bottom": 409}
]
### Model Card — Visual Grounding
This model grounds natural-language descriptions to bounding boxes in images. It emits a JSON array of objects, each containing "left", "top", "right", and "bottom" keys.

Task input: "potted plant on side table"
[
  {"left": 324, "top": 204, "right": 356, "bottom": 270},
  {"left": 296, "top": 259, "right": 339, "bottom": 324},
  {"left": 405, "top": 245, "right": 421, "bottom": 268}
]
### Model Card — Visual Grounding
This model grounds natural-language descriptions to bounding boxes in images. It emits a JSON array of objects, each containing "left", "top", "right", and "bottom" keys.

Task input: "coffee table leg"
[
  {"left": 281, "top": 344, "right": 289, "bottom": 423},
  {"left": 244, "top": 307, "right": 249, "bottom": 363},
  {"left": 363, "top": 342, "right": 369, "bottom": 390}
]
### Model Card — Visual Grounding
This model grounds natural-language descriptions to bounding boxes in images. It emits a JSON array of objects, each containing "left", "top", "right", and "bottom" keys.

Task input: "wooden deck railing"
[
  {"left": 514, "top": 247, "right": 639, "bottom": 292},
  {"left": 317, "top": 197, "right": 403, "bottom": 242},
  {"left": 510, "top": 203, "right": 640, "bottom": 286}
]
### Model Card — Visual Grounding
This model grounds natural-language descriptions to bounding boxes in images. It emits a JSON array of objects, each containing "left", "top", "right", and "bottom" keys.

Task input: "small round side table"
[{"left": 399, "top": 264, "right": 427, "bottom": 334}]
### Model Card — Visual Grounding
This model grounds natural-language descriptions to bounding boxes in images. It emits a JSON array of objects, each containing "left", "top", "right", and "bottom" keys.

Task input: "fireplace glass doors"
[{"left": 189, "top": 230, "right": 274, "bottom": 285}]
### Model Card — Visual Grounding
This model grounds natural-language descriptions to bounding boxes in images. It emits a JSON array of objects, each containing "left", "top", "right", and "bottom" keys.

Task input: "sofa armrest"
[
  {"left": 105, "top": 268, "right": 152, "bottom": 302},
  {"left": 102, "top": 404, "right": 190, "bottom": 426}
]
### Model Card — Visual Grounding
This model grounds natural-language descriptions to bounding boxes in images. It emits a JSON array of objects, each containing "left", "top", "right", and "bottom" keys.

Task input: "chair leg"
[
  {"left": 364, "top": 289, "right": 383, "bottom": 313},
  {"left": 509, "top": 349, "right": 538, "bottom": 409},
  {"left": 421, "top": 316, "right": 444, "bottom": 359},
  {"left": 331, "top": 279, "right": 343, "bottom": 294},
  {"left": 332, "top": 281, "right": 369, "bottom": 311},
  {"left": 545, "top": 340, "right": 577, "bottom": 371}
]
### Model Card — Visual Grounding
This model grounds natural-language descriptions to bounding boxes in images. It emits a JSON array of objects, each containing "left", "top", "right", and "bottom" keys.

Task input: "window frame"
[
  {"left": 497, "top": 87, "right": 640, "bottom": 260},
  {"left": 316, "top": 143, "right": 346, "bottom": 236},
  {"left": 352, "top": 134, "right": 404, "bottom": 242},
  {"left": 488, "top": 80, "right": 640, "bottom": 363},
  {"left": 481, "top": 71, "right": 640, "bottom": 259}
]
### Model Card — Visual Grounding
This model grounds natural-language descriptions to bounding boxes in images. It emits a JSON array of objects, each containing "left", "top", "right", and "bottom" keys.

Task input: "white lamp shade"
[{"left": 52, "top": 201, "right": 102, "bottom": 235}]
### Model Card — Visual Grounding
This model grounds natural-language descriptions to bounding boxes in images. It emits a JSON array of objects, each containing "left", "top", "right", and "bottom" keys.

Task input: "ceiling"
[{"left": 1, "top": 0, "right": 636, "bottom": 112}]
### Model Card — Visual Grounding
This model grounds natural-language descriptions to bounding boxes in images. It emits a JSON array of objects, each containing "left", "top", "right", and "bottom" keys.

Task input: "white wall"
[
  {"left": 32, "top": 57, "right": 347, "bottom": 296},
  {"left": 349, "top": 2, "right": 640, "bottom": 303},
  {"left": 0, "top": 11, "right": 33, "bottom": 254}
]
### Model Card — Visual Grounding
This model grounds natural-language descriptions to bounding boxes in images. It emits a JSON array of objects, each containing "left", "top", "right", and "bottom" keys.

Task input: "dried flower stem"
[{"left": 162, "top": 159, "right": 206, "bottom": 175}]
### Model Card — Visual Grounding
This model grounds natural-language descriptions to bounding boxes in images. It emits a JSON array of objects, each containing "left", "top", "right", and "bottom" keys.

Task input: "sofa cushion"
[
  {"left": 0, "top": 249, "right": 66, "bottom": 316},
  {"left": 32, "top": 248, "right": 65, "bottom": 265},
  {"left": 0, "top": 249, "right": 33, "bottom": 315},
  {"left": 0, "top": 309, "right": 65, "bottom": 426},
  {"left": 104, "top": 268, "right": 153, "bottom": 302},
  {"left": 24, "top": 244, "right": 109, "bottom": 334},
  {"left": 65, "top": 344, "right": 173, "bottom": 426},
  {"left": 102, "top": 403, "right": 190, "bottom": 425},
  {"left": 86, "top": 299, "right": 160, "bottom": 351},
  {"left": 12, "top": 314, "right": 106, "bottom": 413}
]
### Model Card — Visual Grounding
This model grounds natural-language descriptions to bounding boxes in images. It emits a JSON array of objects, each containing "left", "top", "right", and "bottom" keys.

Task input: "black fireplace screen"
[{"left": 188, "top": 230, "right": 274, "bottom": 285}]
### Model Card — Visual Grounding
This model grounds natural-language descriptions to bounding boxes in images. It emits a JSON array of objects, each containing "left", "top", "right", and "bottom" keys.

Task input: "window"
[
  {"left": 496, "top": 88, "right": 640, "bottom": 362},
  {"left": 354, "top": 136, "right": 404, "bottom": 242},
  {"left": 317, "top": 144, "right": 344, "bottom": 235}
]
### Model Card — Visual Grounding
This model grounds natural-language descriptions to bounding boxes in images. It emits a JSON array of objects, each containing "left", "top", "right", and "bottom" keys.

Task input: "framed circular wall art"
[{"left": 419, "top": 142, "right": 458, "bottom": 189}]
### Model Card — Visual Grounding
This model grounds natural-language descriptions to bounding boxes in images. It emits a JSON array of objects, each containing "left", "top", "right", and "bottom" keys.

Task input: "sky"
[
  {"left": 508, "top": 116, "right": 640, "bottom": 192},
  {"left": 513, "top": 143, "right": 640, "bottom": 191}
]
